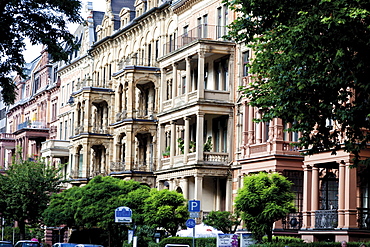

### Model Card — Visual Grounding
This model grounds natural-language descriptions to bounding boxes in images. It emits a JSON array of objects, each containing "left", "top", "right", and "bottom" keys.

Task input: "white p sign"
[{"left": 188, "top": 200, "right": 201, "bottom": 212}]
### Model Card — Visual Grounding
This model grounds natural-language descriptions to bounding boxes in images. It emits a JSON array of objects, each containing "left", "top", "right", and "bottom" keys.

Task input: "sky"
[{"left": 23, "top": 0, "right": 106, "bottom": 63}]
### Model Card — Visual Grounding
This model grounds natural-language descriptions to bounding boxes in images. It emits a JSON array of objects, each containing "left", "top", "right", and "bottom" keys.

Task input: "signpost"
[
  {"left": 187, "top": 200, "right": 201, "bottom": 247},
  {"left": 115, "top": 207, "right": 135, "bottom": 247}
]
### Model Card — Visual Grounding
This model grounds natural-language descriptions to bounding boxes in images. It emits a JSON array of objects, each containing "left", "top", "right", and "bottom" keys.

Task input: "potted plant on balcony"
[
  {"left": 162, "top": 146, "right": 170, "bottom": 158},
  {"left": 177, "top": 138, "right": 185, "bottom": 154},
  {"left": 203, "top": 136, "right": 212, "bottom": 152},
  {"left": 189, "top": 140, "right": 196, "bottom": 153}
]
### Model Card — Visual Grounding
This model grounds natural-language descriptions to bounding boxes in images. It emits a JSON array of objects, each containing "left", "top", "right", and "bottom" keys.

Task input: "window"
[
  {"left": 64, "top": 120, "right": 68, "bottom": 140},
  {"left": 181, "top": 76, "right": 186, "bottom": 94},
  {"left": 214, "top": 57, "right": 229, "bottom": 91},
  {"left": 242, "top": 51, "right": 250, "bottom": 77},
  {"left": 203, "top": 14, "right": 208, "bottom": 38},
  {"left": 155, "top": 40, "right": 159, "bottom": 59},
  {"left": 59, "top": 122, "right": 63, "bottom": 139},
  {"left": 319, "top": 166, "right": 339, "bottom": 210},
  {"left": 217, "top": 7, "right": 222, "bottom": 38},
  {"left": 213, "top": 116, "right": 228, "bottom": 152},
  {"left": 148, "top": 44, "right": 152, "bottom": 66}
]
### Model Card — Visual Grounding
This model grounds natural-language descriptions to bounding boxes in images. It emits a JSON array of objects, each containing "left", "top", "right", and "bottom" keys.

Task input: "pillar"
[
  {"left": 184, "top": 116, "right": 190, "bottom": 164},
  {"left": 194, "top": 175, "right": 203, "bottom": 202},
  {"left": 170, "top": 120, "right": 176, "bottom": 165},
  {"left": 185, "top": 57, "right": 191, "bottom": 102},
  {"left": 172, "top": 63, "right": 177, "bottom": 107},
  {"left": 344, "top": 162, "right": 358, "bottom": 228},
  {"left": 195, "top": 113, "right": 204, "bottom": 162},
  {"left": 302, "top": 164, "right": 312, "bottom": 229},
  {"left": 311, "top": 165, "right": 319, "bottom": 228},
  {"left": 338, "top": 161, "right": 346, "bottom": 228},
  {"left": 197, "top": 51, "right": 205, "bottom": 98}
]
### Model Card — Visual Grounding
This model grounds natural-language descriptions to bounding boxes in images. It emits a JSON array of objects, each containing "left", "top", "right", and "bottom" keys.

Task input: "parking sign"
[{"left": 188, "top": 200, "right": 201, "bottom": 212}]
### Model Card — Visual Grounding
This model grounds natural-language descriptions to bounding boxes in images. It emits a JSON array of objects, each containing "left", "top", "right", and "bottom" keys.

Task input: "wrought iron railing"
[
  {"left": 315, "top": 210, "right": 338, "bottom": 229},
  {"left": 357, "top": 208, "right": 370, "bottom": 229},
  {"left": 282, "top": 212, "right": 303, "bottom": 230},
  {"left": 164, "top": 25, "right": 229, "bottom": 53}
]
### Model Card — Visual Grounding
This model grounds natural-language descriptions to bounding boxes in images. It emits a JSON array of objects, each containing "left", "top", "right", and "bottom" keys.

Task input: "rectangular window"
[
  {"left": 242, "top": 51, "right": 250, "bottom": 77},
  {"left": 64, "top": 120, "right": 68, "bottom": 140},
  {"left": 181, "top": 76, "right": 186, "bottom": 94},
  {"left": 59, "top": 122, "right": 63, "bottom": 139},
  {"left": 203, "top": 14, "right": 208, "bottom": 38},
  {"left": 148, "top": 44, "right": 152, "bottom": 66},
  {"left": 155, "top": 40, "right": 159, "bottom": 59},
  {"left": 217, "top": 7, "right": 222, "bottom": 38},
  {"left": 197, "top": 17, "right": 202, "bottom": 38}
]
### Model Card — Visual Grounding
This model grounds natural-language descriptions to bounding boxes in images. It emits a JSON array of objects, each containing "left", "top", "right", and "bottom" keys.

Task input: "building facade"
[{"left": 2, "top": 0, "right": 369, "bottom": 243}]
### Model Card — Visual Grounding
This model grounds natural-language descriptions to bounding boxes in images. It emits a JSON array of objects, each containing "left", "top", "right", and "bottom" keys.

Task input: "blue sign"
[
  {"left": 188, "top": 200, "right": 201, "bottom": 212},
  {"left": 115, "top": 206, "right": 132, "bottom": 223},
  {"left": 186, "top": 218, "right": 196, "bottom": 228}
]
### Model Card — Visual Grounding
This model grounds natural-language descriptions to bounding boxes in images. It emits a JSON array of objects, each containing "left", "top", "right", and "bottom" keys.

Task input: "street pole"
[{"left": 192, "top": 227, "right": 195, "bottom": 247}]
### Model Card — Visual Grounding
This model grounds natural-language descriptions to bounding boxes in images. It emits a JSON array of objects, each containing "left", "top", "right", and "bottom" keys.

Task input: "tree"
[
  {"left": 0, "top": 154, "right": 64, "bottom": 239},
  {"left": 143, "top": 189, "right": 188, "bottom": 237},
  {"left": 203, "top": 211, "right": 240, "bottom": 234},
  {"left": 234, "top": 172, "right": 295, "bottom": 242},
  {"left": 43, "top": 176, "right": 151, "bottom": 247},
  {"left": 0, "top": 0, "right": 82, "bottom": 104},
  {"left": 43, "top": 186, "right": 82, "bottom": 227},
  {"left": 226, "top": 0, "right": 370, "bottom": 165}
]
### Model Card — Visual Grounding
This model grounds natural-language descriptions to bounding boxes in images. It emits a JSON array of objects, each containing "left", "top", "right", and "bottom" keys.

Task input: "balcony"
[
  {"left": 17, "top": 120, "right": 46, "bottom": 130},
  {"left": 118, "top": 56, "right": 159, "bottom": 69},
  {"left": 247, "top": 141, "right": 302, "bottom": 158},
  {"left": 164, "top": 25, "right": 229, "bottom": 54},
  {"left": 160, "top": 151, "right": 228, "bottom": 170},
  {"left": 163, "top": 89, "right": 231, "bottom": 112},
  {"left": 41, "top": 140, "right": 69, "bottom": 157},
  {"left": 357, "top": 208, "right": 370, "bottom": 229},
  {"left": 315, "top": 210, "right": 338, "bottom": 229}
]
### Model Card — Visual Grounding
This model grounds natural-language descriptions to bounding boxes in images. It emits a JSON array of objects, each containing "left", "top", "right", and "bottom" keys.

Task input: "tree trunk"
[
  {"left": 18, "top": 219, "right": 26, "bottom": 240},
  {"left": 267, "top": 225, "right": 273, "bottom": 242}
]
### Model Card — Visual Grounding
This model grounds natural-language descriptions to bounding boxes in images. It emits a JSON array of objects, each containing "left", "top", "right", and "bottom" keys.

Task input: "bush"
[{"left": 158, "top": 237, "right": 216, "bottom": 247}]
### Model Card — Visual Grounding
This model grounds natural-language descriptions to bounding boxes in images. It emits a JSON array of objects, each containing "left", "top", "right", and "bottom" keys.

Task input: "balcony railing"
[
  {"left": 118, "top": 56, "right": 158, "bottom": 69},
  {"left": 17, "top": 121, "right": 46, "bottom": 130},
  {"left": 282, "top": 212, "right": 303, "bottom": 230},
  {"left": 110, "top": 161, "right": 126, "bottom": 172},
  {"left": 357, "top": 208, "right": 370, "bottom": 229},
  {"left": 0, "top": 133, "right": 15, "bottom": 139},
  {"left": 204, "top": 152, "right": 228, "bottom": 163},
  {"left": 315, "top": 210, "right": 338, "bottom": 229},
  {"left": 164, "top": 25, "right": 229, "bottom": 54}
]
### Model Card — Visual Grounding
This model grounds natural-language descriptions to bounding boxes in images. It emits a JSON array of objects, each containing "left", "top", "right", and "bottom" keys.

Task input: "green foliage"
[
  {"left": 158, "top": 237, "right": 216, "bottom": 247},
  {"left": 203, "top": 211, "right": 241, "bottom": 234},
  {"left": 203, "top": 136, "right": 212, "bottom": 152},
  {"left": 235, "top": 172, "right": 295, "bottom": 242},
  {"left": 226, "top": 0, "right": 370, "bottom": 165},
  {"left": 162, "top": 146, "right": 170, "bottom": 157},
  {"left": 0, "top": 151, "right": 64, "bottom": 239},
  {"left": 143, "top": 189, "right": 189, "bottom": 237},
  {"left": 44, "top": 176, "right": 150, "bottom": 247},
  {"left": 0, "top": 0, "right": 82, "bottom": 104},
  {"left": 43, "top": 186, "right": 82, "bottom": 227}
]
